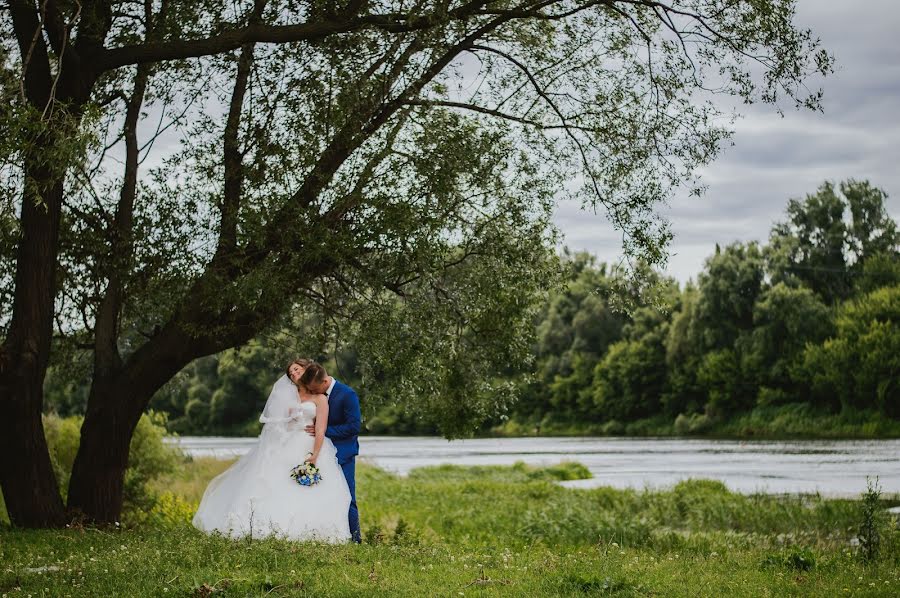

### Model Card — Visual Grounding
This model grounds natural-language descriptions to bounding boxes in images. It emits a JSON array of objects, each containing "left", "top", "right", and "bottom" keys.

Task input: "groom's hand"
[{"left": 304, "top": 424, "right": 316, "bottom": 436}]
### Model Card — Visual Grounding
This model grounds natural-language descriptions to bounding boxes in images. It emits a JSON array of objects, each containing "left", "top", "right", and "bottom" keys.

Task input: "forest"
[{"left": 44, "top": 179, "right": 900, "bottom": 438}]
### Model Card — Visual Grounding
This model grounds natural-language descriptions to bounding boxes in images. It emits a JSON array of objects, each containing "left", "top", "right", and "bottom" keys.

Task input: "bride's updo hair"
[
  {"left": 299, "top": 362, "right": 327, "bottom": 387},
  {"left": 285, "top": 358, "right": 312, "bottom": 378}
]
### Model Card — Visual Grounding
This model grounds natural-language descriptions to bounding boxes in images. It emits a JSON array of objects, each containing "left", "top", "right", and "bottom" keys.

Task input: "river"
[{"left": 164, "top": 435, "right": 900, "bottom": 497}]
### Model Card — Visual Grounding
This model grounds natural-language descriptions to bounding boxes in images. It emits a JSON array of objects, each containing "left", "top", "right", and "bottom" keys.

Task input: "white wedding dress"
[{"left": 192, "top": 375, "right": 351, "bottom": 542}]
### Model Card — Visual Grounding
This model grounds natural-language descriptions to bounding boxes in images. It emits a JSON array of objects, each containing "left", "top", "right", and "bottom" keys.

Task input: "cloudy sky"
[{"left": 553, "top": 0, "right": 900, "bottom": 283}]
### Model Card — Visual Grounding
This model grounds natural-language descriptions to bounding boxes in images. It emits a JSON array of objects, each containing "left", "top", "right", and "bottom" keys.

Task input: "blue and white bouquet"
[{"left": 290, "top": 452, "right": 322, "bottom": 487}]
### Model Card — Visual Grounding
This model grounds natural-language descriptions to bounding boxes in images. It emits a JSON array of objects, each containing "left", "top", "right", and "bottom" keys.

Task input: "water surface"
[{"left": 165, "top": 435, "right": 900, "bottom": 497}]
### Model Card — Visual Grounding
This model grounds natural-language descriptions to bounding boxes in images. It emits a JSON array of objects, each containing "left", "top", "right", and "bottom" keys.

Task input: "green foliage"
[
  {"left": 504, "top": 180, "right": 898, "bottom": 435},
  {"left": 662, "top": 285, "right": 705, "bottom": 417},
  {"left": 208, "top": 341, "right": 282, "bottom": 430},
  {"left": 364, "top": 404, "right": 438, "bottom": 436},
  {"left": 42, "top": 414, "right": 83, "bottom": 497},
  {"left": 747, "top": 282, "right": 833, "bottom": 395},
  {"left": 122, "top": 412, "right": 183, "bottom": 516},
  {"left": 592, "top": 314, "right": 668, "bottom": 421},
  {"left": 857, "top": 251, "right": 900, "bottom": 294},
  {"left": 712, "top": 404, "right": 900, "bottom": 439},
  {"left": 859, "top": 478, "right": 886, "bottom": 563},
  {"left": 768, "top": 180, "right": 900, "bottom": 304},
  {"left": 673, "top": 412, "right": 714, "bottom": 435},
  {"left": 40, "top": 412, "right": 180, "bottom": 518},
  {"left": 43, "top": 364, "right": 91, "bottom": 417},
  {"left": 41, "top": 180, "right": 899, "bottom": 439},
  {"left": 138, "top": 492, "right": 197, "bottom": 528},
  {"left": 696, "top": 242, "right": 766, "bottom": 350},
  {"left": 696, "top": 348, "right": 747, "bottom": 416},
  {"left": 799, "top": 285, "right": 900, "bottom": 415}
]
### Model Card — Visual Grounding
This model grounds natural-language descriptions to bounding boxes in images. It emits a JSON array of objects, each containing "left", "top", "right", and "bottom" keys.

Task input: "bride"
[{"left": 192, "top": 359, "right": 352, "bottom": 542}]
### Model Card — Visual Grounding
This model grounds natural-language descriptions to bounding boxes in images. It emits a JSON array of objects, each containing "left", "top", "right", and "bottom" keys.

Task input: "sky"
[{"left": 553, "top": 1, "right": 900, "bottom": 283}]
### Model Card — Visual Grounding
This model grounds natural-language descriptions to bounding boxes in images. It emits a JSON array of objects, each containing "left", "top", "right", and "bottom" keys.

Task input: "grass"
[
  {"left": 490, "top": 405, "right": 900, "bottom": 439},
  {"left": 2, "top": 459, "right": 899, "bottom": 596}
]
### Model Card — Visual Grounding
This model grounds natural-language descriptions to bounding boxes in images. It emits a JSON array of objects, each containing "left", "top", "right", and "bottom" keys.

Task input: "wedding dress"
[{"left": 192, "top": 375, "right": 351, "bottom": 542}]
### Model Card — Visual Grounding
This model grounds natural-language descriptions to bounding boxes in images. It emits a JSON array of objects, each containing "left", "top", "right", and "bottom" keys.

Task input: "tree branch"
[
  {"left": 94, "top": 2, "right": 498, "bottom": 72},
  {"left": 467, "top": 43, "right": 608, "bottom": 204},
  {"left": 213, "top": 0, "right": 267, "bottom": 264}
]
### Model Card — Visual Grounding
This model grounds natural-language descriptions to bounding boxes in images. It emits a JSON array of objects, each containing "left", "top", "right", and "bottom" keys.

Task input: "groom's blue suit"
[{"left": 325, "top": 379, "right": 361, "bottom": 543}]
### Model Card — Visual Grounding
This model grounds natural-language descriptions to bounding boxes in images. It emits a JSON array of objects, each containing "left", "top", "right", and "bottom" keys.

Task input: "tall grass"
[{"left": 3, "top": 459, "right": 899, "bottom": 596}]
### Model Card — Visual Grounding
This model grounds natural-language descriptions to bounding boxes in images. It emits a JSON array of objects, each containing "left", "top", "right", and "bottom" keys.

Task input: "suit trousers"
[{"left": 340, "top": 458, "right": 361, "bottom": 543}]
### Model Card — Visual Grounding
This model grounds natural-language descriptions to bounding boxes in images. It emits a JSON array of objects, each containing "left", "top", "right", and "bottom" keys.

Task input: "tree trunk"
[
  {"left": 1, "top": 0, "right": 106, "bottom": 528},
  {"left": 0, "top": 175, "right": 67, "bottom": 527},
  {"left": 66, "top": 317, "right": 240, "bottom": 521},
  {"left": 65, "top": 385, "right": 140, "bottom": 523}
]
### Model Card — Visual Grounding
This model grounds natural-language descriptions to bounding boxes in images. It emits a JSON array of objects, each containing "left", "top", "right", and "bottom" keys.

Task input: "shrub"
[
  {"left": 601, "top": 419, "right": 625, "bottom": 435},
  {"left": 756, "top": 386, "right": 793, "bottom": 407},
  {"left": 184, "top": 399, "right": 210, "bottom": 429},
  {"left": 139, "top": 491, "right": 197, "bottom": 527},
  {"left": 799, "top": 285, "right": 900, "bottom": 416},
  {"left": 43, "top": 413, "right": 83, "bottom": 497},
  {"left": 123, "top": 411, "right": 183, "bottom": 515},
  {"left": 42, "top": 411, "right": 181, "bottom": 520},
  {"left": 673, "top": 412, "right": 713, "bottom": 435},
  {"left": 858, "top": 477, "right": 885, "bottom": 562}
]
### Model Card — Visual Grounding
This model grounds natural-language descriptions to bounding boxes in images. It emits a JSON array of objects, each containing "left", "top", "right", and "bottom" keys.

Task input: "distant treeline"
[{"left": 44, "top": 180, "right": 899, "bottom": 437}]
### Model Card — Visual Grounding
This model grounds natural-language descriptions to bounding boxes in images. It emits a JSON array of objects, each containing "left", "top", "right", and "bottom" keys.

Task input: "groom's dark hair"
[{"left": 299, "top": 362, "right": 327, "bottom": 387}]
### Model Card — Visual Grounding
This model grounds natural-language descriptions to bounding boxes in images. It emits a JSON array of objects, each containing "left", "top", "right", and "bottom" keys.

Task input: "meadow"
[{"left": 2, "top": 457, "right": 899, "bottom": 597}]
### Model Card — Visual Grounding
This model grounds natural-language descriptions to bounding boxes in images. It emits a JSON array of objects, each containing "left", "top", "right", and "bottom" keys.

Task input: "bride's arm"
[{"left": 309, "top": 395, "right": 329, "bottom": 465}]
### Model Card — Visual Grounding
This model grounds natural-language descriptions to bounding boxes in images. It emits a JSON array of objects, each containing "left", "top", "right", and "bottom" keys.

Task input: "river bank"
[{"left": 485, "top": 405, "right": 900, "bottom": 440}]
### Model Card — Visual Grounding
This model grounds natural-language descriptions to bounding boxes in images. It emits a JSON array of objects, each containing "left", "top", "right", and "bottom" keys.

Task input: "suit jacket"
[{"left": 325, "top": 379, "right": 361, "bottom": 464}]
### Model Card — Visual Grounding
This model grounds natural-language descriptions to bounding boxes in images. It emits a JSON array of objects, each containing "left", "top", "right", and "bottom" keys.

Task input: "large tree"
[
  {"left": 694, "top": 241, "right": 766, "bottom": 351},
  {"left": 1, "top": 0, "right": 832, "bottom": 526},
  {"left": 767, "top": 180, "right": 900, "bottom": 304}
]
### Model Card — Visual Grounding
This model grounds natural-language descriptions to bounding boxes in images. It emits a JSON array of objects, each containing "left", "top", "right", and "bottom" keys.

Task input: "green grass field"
[{"left": 2, "top": 459, "right": 898, "bottom": 596}]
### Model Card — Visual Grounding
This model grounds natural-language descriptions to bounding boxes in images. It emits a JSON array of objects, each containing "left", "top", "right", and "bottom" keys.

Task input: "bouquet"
[{"left": 290, "top": 452, "right": 323, "bottom": 487}]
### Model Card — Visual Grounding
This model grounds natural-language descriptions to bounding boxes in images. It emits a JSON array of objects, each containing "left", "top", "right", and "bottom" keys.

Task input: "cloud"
[{"left": 554, "top": 0, "right": 900, "bottom": 283}]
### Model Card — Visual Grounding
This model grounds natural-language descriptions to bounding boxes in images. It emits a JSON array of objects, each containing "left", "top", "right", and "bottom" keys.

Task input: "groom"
[{"left": 300, "top": 363, "right": 362, "bottom": 543}]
